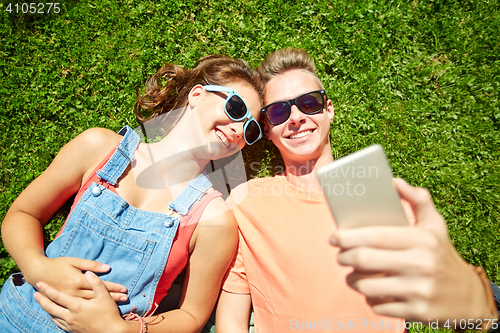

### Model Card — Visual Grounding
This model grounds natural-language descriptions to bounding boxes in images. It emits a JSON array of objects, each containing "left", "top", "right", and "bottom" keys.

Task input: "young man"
[
  {"left": 215, "top": 48, "right": 498, "bottom": 332},
  {"left": 215, "top": 48, "right": 412, "bottom": 332}
]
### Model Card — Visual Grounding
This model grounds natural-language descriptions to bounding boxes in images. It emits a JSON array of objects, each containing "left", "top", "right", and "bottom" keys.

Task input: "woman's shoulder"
[
  {"left": 74, "top": 127, "right": 122, "bottom": 150},
  {"left": 70, "top": 128, "right": 122, "bottom": 157},
  {"left": 198, "top": 195, "right": 236, "bottom": 229},
  {"left": 189, "top": 194, "right": 237, "bottom": 253},
  {"left": 61, "top": 127, "right": 124, "bottom": 177}
]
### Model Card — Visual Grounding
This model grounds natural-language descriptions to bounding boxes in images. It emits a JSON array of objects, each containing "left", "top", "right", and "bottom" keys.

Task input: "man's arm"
[
  {"left": 215, "top": 291, "right": 251, "bottom": 333},
  {"left": 330, "top": 179, "right": 498, "bottom": 330},
  {"left": 215, "top": 193, "right": 253, "bottom": 333}
]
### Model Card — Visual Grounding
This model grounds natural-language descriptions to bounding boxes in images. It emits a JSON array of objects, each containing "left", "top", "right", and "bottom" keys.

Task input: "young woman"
[{"left": 0, "top": 55, "right": 262, "bottom": 333}]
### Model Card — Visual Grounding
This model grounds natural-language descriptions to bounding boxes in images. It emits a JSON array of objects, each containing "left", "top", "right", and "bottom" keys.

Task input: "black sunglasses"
[{"left": 261, "top": 90, "right": 326, "bottom": 125}]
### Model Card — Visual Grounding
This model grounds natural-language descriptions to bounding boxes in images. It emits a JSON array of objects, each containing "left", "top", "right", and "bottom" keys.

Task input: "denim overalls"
[{"left": 0, "top": 126, "right": 213, "bottom": 332}]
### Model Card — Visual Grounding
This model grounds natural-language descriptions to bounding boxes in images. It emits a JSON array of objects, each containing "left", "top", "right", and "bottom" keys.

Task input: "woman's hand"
[
  {"left": 35, "top": 197, "right": 238, "bottom": 333},
  {"left": 31, "top": 256, "right": 128, "bottom": 302},
  {"left": 34, "top": 271, "right": 134, "bottom": 333},
  {"left": 330, "top": 178, "right": 494, "bottom": 325}
]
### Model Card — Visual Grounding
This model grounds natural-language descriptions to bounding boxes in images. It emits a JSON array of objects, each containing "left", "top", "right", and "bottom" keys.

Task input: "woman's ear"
[
  {"left": 261, "top": 120, "right": 272, "bottom": 141},
  {"left": 187, "top": 84, "right": 205, "bottom": 107}
]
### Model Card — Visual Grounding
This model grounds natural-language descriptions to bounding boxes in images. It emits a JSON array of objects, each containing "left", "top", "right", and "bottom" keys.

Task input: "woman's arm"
[
  {"left": 34, "top": 196, "right": 239, "bottom": 333},
  {"left": 2, "top": 128, "right": 127, "bottom": 300},
  {"left": 155, "top": 197, "right": 239, "bottom": 332}
]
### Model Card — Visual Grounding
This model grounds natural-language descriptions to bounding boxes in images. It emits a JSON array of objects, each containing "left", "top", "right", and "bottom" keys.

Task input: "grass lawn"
[{"left": 1, "top": 1, "right": 499, "bottom": 332}]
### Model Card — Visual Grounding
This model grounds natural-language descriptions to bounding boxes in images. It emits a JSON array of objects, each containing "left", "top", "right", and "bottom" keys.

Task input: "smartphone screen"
[{"left": 316, "top": 144, "right": 409, "bottom": 229}]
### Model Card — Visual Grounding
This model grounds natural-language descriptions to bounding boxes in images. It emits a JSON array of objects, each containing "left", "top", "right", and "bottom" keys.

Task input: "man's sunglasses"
[
  {"left": 261, "top": 90, "right": 326, "bottom": 125},
  {"left": 204, "top": 85, "right": 262, "bottom": 145}
]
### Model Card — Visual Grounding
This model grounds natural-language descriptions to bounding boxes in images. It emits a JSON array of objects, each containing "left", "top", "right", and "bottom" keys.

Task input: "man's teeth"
[
  {"left": 216, "top": 131, "right": 230, "bottom": 148},
  {"left": 289, "top": 130, "right": 312, "bottom": 139}
]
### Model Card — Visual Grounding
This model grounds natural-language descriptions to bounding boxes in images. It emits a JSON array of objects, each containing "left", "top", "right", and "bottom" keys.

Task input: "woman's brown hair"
[{"left": 135, "top": 55, "right": 262, "bottom": 123}]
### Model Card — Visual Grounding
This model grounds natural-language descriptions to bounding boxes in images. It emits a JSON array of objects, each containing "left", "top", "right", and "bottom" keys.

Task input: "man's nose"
[{"left": 288, "top": 105, "right": 306, "bottom": 124}]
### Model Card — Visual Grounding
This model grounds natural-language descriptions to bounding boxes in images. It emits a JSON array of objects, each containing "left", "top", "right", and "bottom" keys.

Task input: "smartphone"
[{"left": 316, "top": 144, "right": 409, "bottom": 229}]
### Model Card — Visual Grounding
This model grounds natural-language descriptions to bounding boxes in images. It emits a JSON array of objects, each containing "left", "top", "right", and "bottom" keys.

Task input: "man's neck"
[{"left": 282, "top": 145, "right": 334, "bottom": 193}]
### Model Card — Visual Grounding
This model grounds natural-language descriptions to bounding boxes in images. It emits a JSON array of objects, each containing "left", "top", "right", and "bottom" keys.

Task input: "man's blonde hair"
[{"left": 257, "top": 48, "right": 324, "bottom": 89}]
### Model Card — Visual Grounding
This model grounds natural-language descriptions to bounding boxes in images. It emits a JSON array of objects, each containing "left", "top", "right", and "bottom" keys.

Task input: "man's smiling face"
[{"left": 263, "top": 69, "right": 335, "bottom": 165}]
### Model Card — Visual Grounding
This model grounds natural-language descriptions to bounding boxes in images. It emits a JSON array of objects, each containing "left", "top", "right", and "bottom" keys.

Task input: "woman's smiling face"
[{"left": 195, "top": 81, "right": 261, "bottom": 160}]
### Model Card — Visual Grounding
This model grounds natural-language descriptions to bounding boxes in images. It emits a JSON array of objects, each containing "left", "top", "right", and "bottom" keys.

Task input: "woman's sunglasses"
[
  {"left": 203, "top": 85, "right": 262, "bottom": 145},
  {"left": 261, "top": 90, "right": 326, "bottom": 125}
]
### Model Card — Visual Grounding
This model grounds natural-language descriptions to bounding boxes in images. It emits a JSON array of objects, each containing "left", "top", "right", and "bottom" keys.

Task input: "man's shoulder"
[
  {"left": 229, "top": 175, "right": 285, "bottom": 206},
  {"left": 242, "top": 175, "right": 286, "bottom": 193}
]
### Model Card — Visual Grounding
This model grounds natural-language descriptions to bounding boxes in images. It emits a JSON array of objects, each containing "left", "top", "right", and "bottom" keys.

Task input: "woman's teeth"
[{"left": 216, "top": 130, "right": 230, "bottom": 148}]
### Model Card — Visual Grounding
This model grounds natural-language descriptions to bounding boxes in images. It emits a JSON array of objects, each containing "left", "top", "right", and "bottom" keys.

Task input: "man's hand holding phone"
[{"left": 330, "top": 178, "right": 498, "bottom": 329}]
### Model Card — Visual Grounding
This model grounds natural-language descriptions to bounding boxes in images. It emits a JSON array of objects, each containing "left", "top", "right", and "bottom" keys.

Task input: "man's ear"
[
  {"left": 326, "top": 99, "right": 335, "bottom": 123},
  {"left": 187, "top": 84, "right": 205, "bottom": 107}
]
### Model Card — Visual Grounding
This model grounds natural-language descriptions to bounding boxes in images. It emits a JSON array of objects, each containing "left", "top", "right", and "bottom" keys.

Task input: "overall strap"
[
  {"left": 168, "top": 173, "right": 213, "bottom": 215},
  {"left": 97, "top": 126, "right": 140, "bottom": 185}
]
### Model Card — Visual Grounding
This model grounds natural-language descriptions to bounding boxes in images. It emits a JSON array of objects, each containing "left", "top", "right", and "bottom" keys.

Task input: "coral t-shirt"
[{"left": 223, "top": 175, "right": 415, "bottom": 332}]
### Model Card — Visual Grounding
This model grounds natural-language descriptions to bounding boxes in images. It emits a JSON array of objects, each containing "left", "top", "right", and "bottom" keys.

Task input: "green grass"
[{"left": 1, "top": 1, "right": 499, "bottom": 332}]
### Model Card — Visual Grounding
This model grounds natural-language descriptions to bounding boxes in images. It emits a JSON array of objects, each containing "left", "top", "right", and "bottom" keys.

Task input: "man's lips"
[{"left": 286, "top": 129, "right": 314, "bottom": 139}]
